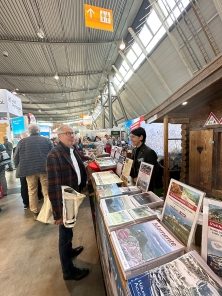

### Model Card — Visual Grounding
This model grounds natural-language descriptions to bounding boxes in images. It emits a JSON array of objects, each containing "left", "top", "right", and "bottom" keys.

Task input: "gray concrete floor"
[{"left": 0, "top": 170, "right": 106, "bottom": 296}]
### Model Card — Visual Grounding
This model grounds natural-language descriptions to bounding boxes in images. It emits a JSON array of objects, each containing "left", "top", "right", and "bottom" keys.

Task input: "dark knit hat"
[{"left": 131, "top": 127, "right": 146, "bottom": 142}]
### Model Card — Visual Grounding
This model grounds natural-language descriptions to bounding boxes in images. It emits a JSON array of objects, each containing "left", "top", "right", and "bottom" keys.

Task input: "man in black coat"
[{"left": 130, "top": 127, "right": 159, "bottom": 191}]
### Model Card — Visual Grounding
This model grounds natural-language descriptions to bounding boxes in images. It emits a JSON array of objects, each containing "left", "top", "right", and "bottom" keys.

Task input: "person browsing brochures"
[
  {"left": 47, "top": 125, "right": 89, "bottom": 281},
  {"left": 130, "top": 127, "right": 158, "bottom": 191}
]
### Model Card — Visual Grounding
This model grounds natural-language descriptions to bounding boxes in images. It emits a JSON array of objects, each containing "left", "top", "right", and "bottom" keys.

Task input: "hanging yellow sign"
[{"left": 84, "top": 4, "right": 113, "bottom": 32}]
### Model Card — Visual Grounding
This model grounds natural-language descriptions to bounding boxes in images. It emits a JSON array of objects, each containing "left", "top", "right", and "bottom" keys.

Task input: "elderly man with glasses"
[{"left": 47, "top": 125, "right": 89, "bottom": 281}]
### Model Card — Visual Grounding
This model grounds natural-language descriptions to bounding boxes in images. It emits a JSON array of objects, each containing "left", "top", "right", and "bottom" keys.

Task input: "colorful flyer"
[
  {"left": 136, "top": 162, "right": 153, "bottom": 192},
  {"left": 202, "top": 198, "right": 222, "bottom": 277},
  {"left": 161, "top": 179, "right": 205, "bottom": 251}
]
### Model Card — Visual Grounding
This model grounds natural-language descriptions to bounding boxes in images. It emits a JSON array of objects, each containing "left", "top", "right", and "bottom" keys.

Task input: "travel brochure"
[
  {"left": 96, "top": 183, "right": 123, "bottom": 200},
  {"left": 161, "top": 179, "right": 205, "bottom": 251},
  {"left": 130, "top": 192, "right": 164, "bottom": 209},
  {"left": 128, "top": 250, "right": 222, "bottom": 296},
  {"left": 92, "top": 171, "right": 123, "bottom": 186},
  {"left": 136, "top": 162, "right": 153, "bottom": 192},
  {"left": 111, "top": 220, "right": 185, "bottom": 279},
  {"left": 121, "top": 158, "right": 133, "bottom": 184},
  {"left": 110, "top": 146, "right": 117, "bottom": 158},
  {"left": 202, "top": 198, "right": 222, "bottom": 278},
  {"left": 115, "top": 147, "right": 122, "bottom": 162},
  {"left": 100, "top": 195, "right": 135, "bottom": 215},
  {"left": 95, "top": 157, "right": 117, "bottom": 170},
  {"left": 119, "top": 186, "right": 142, "bottom": 195},
  {"left": 116, "top": 155, "right": 125, "bottom": 177},
  {"left": 105, "top": 210, "right": 135, "bottom": 231}
]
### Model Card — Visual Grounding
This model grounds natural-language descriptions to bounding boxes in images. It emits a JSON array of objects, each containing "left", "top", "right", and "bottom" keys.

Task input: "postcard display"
[
  {"left": 202, "top": 198, "right": 222, "bottom": 278},
  {"left": 94, "top": 173, "right": 210, "bottom": 295}
]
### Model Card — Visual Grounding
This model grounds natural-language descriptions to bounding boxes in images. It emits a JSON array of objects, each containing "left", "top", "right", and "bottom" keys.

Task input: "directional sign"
[{"left": 84, "top": 4, "right": 113, "bottom": 32}]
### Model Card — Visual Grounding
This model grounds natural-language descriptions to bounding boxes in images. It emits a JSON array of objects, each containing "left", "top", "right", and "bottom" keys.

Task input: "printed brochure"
[{"left": 136, "top": 162, "right": 153, "bottom": 192}]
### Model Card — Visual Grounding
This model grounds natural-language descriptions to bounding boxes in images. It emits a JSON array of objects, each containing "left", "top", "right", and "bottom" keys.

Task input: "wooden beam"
[
  {"left": 168, "top": 113, "right": 191, "bottom": 118},
  {"left": 164, "top": 116, "right": 169, "bottom": 199},
  {"left": 169, "top": 118, "right": 190, "bottom": 124}
]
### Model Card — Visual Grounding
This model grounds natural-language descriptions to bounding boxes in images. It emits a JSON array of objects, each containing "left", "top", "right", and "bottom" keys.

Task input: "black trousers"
[{"left": 20, "top": 177, "right": 44, "bottom": 205}]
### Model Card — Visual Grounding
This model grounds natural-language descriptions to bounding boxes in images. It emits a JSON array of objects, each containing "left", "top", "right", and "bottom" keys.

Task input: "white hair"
[
  {"left": 57, "top": 125, "right": 73, "bottom": 136},
  {"left": 28, "top": 124, "right": 40, "bottom": 135}
]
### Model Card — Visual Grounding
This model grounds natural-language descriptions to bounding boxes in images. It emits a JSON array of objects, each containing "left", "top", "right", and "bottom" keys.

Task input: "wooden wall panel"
[{"left": 189, "top": 130, "right": 213, "bottom": 190}]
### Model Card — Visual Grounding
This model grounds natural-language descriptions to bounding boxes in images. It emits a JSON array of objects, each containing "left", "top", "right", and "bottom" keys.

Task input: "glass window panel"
[
  {"left": 124, "top": 70, "right": 133, "bottom": 82},
  {"left": 166, "top": 16, "right": 173, "bottom": 27},
  {"left": 133, "top": 53, "right": 146, "bottom": 70},
  {"left": 139, "top": 26, "right": 152, "bottom": 47},
  {"left": 147, "top": 10, "right": 162, "bottom": 34},
  {"left": 182, "top": 0, "right": 190, "bottom": 8},
  {"left": 158, "top": 0, "right": 168, "bottom": 17},
  {"left": 119, "top": 65, "right": 127, "bottom": 77},
  {"left": 113, "top": 77, "right": 120, "bottom": 86},
  {"left": 115, "top": 73, "right": 122, "bottom": 82},
  {"left": 126, "top": 49, "right": 137, "bottom": 64},
  {"left": 118, "top": 81, "right": 124, "bottom": 89},
  {"left": 167, "top": 0, "right": 176, "bottom": 9},
  {"left": 146, "top": 26, "right": 166, "bottom": 53},
  {"left": 122, "top": 60, "right": 130, "bottom": 71},
  {"left": 132, "top": 42, "right": 142, "bottom": 57},
  {"left": 173, "top": 7, "right": 181, "bottom": 19},
  {"left": 111, "top": 85, "right": 116, "bottom": 95}
]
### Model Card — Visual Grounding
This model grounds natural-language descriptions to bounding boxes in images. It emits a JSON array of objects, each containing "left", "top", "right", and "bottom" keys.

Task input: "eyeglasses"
[{"left": 59, "top": 131, "right": 74, "bottom": 136}]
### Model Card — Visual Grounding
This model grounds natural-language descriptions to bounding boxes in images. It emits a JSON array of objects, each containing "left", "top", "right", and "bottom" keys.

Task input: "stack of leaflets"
[
  {"left": 128, "top": 250, "right": 222, "bottom": 296},
  {"left": 131, "top": 192, "right": 164, "bottom": 209},
  {"left": 96, "top": 183, "right": 123, "bottom": 200},
  {"left": 95, "top": 157, "right": 117, "bottom": 170},
  {"left": 119, "top": 186, "right": 142, "bottom": 195},
  {"left": 202, "top": 198, "right": 222, "bottom": 277},
  {"left": 92, "top": 171, "right": 123, "bottom": 186},
  {"left": 110, "top": 219, "right": 185, "bottom": 279},
  {"left": 100, "top": 195, "right": 157, "bottom": 231}
]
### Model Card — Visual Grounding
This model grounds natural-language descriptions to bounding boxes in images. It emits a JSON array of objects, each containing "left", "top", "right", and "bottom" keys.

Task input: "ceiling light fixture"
[
  {"left": 66, "top": 102, "right": 69, "bottom": 107},
  {"left": 37, "top": 28, "right": 45, "bottom": 39},
  {"left": 38, "top": 109, "right": 42, "bottom": 112},
  {"left": 182, "top": 101, "right": 187, "bottom": 105},
  {"left": 12, "top": 91, "right": 17, "bottom": 95},
  {"left": 54, "top": 73, "right": 59, "bottom": 80},
  {"left": 119, "top": 39, "right": 126, "bottom": 50}
]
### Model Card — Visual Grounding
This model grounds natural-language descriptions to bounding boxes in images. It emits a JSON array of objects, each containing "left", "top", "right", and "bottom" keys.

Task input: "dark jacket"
[
  {"left": 130, "top": 143, "right": 159, "bottom": 190},
  {"left": 14, "top": 134, "right": 53, "bottom": 177},
  {"left": 47, "top": 142, "right": 87, "bottom": 220},
  {"left": 0, "top": 143, "right": 6, "bottom": 172},
  {"left": 4, "top": 140, "right": 13, "bottom": 153}
]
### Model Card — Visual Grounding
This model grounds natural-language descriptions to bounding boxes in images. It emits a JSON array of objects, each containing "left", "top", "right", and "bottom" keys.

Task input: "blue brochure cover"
[{"left": 128, "top": 273, "right": 151, "bottom": 296}]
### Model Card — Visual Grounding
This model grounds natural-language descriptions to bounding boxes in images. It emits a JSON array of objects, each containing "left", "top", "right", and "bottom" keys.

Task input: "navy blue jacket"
[{"left": 14, "top": 134, "right": 53, "bottom": 177}]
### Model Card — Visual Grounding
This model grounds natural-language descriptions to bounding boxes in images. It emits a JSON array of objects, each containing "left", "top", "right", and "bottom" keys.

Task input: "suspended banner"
[{"left": 124, "top": 116, "right": 144, "bottom": 133}]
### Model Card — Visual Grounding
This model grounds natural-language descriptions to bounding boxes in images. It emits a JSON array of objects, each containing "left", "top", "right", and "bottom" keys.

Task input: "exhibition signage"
[
  {"left": 11, "top": 116, "right": 25, "bottom": 139},
  {"left": 124, "top": 116, "right": 144, "bottom": 133},
  {"left": 0, "top": 89, "right": 23, "bottom": 117},
  {"left": 40, "top": 125, "right": 50, "bottom": 137},
  {"left": 84, "top": 4, "right": 113, "bottom": 32}
]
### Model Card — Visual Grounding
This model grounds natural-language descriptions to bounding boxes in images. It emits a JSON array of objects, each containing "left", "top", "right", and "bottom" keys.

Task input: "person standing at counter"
[{"left": 130, "top": 127, "right": 159, "bottom": 191}]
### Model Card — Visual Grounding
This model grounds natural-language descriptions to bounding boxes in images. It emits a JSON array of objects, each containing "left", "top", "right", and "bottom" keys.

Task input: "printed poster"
[
  {"left": 202, "top": 198, "right": 222, "bottom": 277},
  {"left": 136, "top": 162, "right": 153, "bottom": 192},
  {"left": 162, "top": 179, "right": 205, "bottom": 251}
]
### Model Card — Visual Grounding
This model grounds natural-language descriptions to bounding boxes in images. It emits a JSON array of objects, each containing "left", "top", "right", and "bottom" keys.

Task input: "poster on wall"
[
  {"left": 161, "top": 179, "right": 205, "bottom": 251},
  {"left": 0, "top": 119, "right": 9, "bottom": 143}
]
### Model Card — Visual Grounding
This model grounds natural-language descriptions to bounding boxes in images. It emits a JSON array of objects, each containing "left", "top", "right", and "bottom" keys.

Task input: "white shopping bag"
[
  {"left": 62, "top": 186, "right": 86, "bottom": 228},
  {"left": 37, "top": 197, "right": 54, "bottom": 224}
]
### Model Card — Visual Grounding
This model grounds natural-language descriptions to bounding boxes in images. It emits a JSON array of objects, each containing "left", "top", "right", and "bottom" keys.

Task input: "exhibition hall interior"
[{"left": 0, "top": 0, "right": 222, "bottom": 295}]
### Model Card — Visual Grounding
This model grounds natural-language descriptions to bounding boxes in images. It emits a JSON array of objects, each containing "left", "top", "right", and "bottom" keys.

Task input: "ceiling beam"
[
  {"left": 0, "top": 71, "right": 103, "bottom": 78},
  {"left": 18, "top": 88, "right": 98, "bottom": 95},
  {"left": 22, "top": 98, "right": 95, "bottom": 104},
  {"left": 0, "top": 39, "right": 120, "bottom": 46},
  {"left": 22, "top": 103, "right": 94, "bottom": 111}
]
